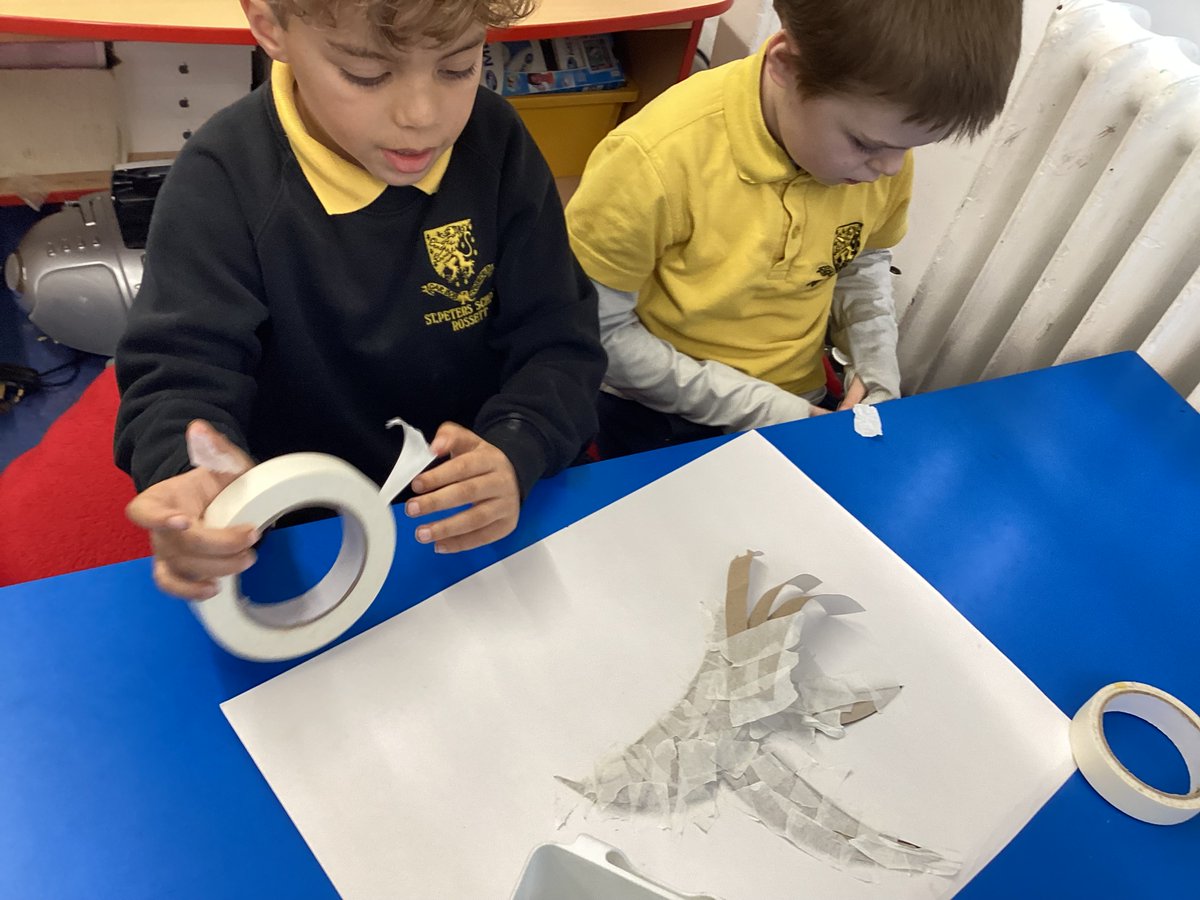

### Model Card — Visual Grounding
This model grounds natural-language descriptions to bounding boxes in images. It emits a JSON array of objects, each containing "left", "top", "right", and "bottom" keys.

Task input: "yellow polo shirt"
[
  {"left": 271, "top": 62, "right": 451, "bottom": 214},
  {"left": 566, "top": 46, "right": 912, "bottom": 395}
]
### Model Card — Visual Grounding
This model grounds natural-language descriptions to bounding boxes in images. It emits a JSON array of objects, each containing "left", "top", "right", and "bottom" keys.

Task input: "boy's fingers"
[
  {"left": 127, "top": 435, "right": 255, "bottom": 532},
  {"left": 414, "top": 501, "right": 497, "bottom": 545},
  {"left": 126, "top": 496, "right": 186, "bottom": 531},
  {"left": 405, "top": 427, "right": 519, "bottom": 552},
  {"left": 153, "top": 536, "right": 258, "bottom": 599},
  {"left": 153, "top": 559, "right": 219, "bottom": 602},
  {"left": 837, "top": 377, "right": 868, "bottom": 410},
  {"left": 165, "top": 549, "right": 257, "bottom": 582},
  {"left": 407, "top": 481, "right": 475, "bottom": 517},
  {"left": 153, "top": 523, "right": 260, "bottom": 559},
  {"left": 413, "top": 502, "right": 516, "bottom": 552},
  {"left": 428, "top": 421, "right": 477, "bottom": 459},
  {"left": 410, "top": 454, "right": 496, "bottom": 502}
]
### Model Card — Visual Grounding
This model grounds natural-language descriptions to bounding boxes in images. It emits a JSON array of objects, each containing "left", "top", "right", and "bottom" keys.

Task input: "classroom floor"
[{"left": 0, "top": 204, "right": 108, "bottom": 472}]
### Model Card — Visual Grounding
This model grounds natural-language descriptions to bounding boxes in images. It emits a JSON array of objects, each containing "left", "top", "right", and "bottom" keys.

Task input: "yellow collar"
[
  {"left": 271, "top": 62, "right": 452, "bottom": 215},
  {"left": 724, "top": 44, "right": 804, "bottom": 184}
]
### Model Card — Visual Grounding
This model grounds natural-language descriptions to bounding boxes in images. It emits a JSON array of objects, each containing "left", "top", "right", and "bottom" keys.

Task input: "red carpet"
[{"left": 0, "top": 366, "right": 146, "bottom": 586}]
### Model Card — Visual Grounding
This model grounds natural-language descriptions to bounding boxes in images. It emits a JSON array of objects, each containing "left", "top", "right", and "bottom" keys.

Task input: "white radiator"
[{"left": 897, "top": 0, "right": 1200, "bottom": 409}]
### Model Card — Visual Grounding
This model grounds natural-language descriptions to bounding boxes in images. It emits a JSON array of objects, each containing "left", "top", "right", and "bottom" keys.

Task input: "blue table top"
[{"left": 2, "top": 351, "right": 1197, "bottom": 898}]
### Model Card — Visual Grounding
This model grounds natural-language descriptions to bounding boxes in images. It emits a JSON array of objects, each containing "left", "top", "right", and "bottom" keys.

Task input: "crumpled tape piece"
[
  {"left": 784, "top": 808, "right": 872, "bottom": 869},
  {"left": 715, "top": 614, "right": 805, "bottom": 665},
  {"left": 722, "top": 651, "right": 799, "bottom": 699},
  {"left": 797, "top": 676, "right": 903, "bottom": 721},
  {"left": 850, "top": 833, "right": 962, "bottom": 877},
  {"left": 187, "top": 426, "right": 245, "bottom": 475},
  {"left": 853, "top": 403, "right": 883, "bottom": 438},
  {"left": 714, "top": 738, "right": 759, "bottom": 779},
  {"left": 730, "top": 669, "right": 800, "bottom": 728}
]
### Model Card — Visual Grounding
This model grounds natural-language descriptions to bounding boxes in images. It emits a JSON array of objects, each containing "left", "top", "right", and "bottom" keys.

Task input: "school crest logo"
[
  {"left": 421, "top": 218, "right": 495, "bottom": 332},
  {"left": 832, "top": 222, "right": 864, "bottom": 272}
]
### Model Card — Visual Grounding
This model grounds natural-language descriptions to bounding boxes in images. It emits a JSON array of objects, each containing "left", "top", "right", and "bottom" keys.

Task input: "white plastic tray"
[{"left": 511, "top": 835, "right": 719, "bottom": 900}]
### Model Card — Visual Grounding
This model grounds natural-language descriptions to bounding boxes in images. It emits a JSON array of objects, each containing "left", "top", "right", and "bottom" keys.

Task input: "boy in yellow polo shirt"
[{"left": 567, "top": 0, "right": 1023, "bottom": 456}]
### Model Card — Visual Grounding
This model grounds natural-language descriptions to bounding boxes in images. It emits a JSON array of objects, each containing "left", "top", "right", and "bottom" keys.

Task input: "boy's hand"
[
  {"left": 125, "top": 420, "right": 259, "bottom": 601},
  {"left": 406, "top": 422, "right": 520, "bottom": 553},
  {"left": 837, "top": 375, "right": 868, "bottom": 411}
]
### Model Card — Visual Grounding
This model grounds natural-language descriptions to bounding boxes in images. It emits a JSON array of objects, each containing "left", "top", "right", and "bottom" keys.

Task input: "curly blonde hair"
[{"left": 268, "top": 0, "right": 536, "bottom": 48}]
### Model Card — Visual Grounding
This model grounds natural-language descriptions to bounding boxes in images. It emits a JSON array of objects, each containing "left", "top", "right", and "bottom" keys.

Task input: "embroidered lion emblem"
[
  {"left": 832, "top": 222, "right": 864, "bottom": 272},
  {"left": 423, "top": 219, "right": 477, "bottom": 290}
]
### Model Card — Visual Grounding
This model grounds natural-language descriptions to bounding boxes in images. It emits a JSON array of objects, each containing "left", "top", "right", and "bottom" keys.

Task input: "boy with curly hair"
[
  {"left": 567, "top": 0, "right": 1023, "bottom": 456},
  {"left": 116, "top": 0, "right": 605, "bottom": 600}
]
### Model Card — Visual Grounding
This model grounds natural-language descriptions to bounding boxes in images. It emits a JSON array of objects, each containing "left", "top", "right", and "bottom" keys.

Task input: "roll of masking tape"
[
  {"left": 1070, "top": 681, "right": 1200, "bottom": 825},
  {"left": 197, "top": 453, "right": 397, "bottom": 662},
  {"left": 193, "top": 420, "right": 434, "bottom": 661}
]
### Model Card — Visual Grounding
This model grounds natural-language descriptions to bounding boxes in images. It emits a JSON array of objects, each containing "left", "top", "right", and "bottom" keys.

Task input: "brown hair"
[
  {"left": 267, "top": 0, "right": 536, "bottom": 48},
  {"left": 772, "top": 0, "right": 1022, "bottom": 138}
]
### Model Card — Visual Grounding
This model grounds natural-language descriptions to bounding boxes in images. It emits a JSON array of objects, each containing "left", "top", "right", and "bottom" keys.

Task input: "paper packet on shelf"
[{"left": 481, "top": 34, "right": 626, "bottom": 96}]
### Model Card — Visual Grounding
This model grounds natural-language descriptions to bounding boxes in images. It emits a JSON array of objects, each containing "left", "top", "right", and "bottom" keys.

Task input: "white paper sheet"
[{"left": 222, "top": 432, "right": 1075, "bottom": 900}]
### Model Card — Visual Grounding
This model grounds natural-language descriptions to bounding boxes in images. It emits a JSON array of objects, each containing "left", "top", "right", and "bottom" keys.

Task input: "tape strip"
[
  {"left": 196, "top": 422, "right": 435, "bottom": 662},
  {"left": 1070, "top": 681, "right": 1200, "bottom": 825}
]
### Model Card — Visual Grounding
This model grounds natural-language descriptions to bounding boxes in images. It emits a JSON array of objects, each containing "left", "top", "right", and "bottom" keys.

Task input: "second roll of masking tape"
[{"left": 1070, "top": 681, "right": 1200, "bottom": 826}]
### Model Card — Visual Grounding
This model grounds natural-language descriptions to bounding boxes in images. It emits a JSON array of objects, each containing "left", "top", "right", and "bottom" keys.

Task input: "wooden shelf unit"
[
  {"left": 0, "top": 0, "right": 732, "bottom": 45},
  {"left": 0, "top": 0, "right": 732, "bottom": 204}
]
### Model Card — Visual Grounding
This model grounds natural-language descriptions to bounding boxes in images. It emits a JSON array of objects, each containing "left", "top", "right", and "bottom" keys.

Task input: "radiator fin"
[{"left": 898, "top": 0, "right": 1200, "bottom": 408}]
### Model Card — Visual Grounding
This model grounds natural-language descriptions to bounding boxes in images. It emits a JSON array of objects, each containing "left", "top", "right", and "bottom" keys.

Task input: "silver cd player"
[{"left": 4, "top": 160, "right": 171, "bottom": 357}]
